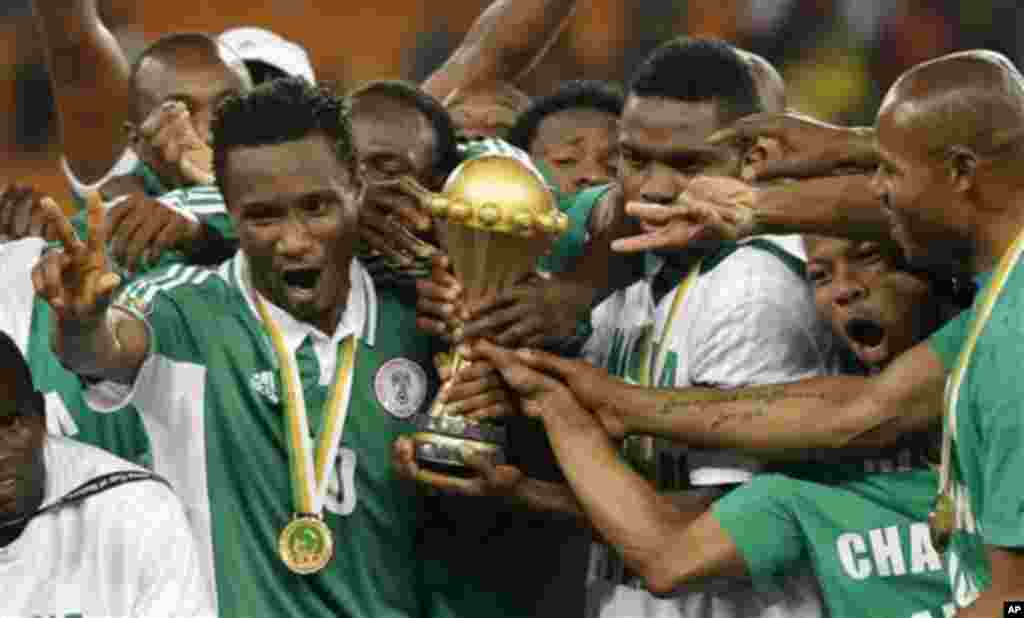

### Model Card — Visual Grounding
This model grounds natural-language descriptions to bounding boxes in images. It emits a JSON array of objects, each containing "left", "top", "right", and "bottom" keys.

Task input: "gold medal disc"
[{"left": 279, "top": 515, "right": 334, "bottom": 575}]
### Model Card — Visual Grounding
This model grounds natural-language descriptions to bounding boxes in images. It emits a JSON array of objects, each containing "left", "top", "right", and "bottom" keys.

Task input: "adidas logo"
[{"left": 250, "top": 371, "right": 279, "bottom": 404}]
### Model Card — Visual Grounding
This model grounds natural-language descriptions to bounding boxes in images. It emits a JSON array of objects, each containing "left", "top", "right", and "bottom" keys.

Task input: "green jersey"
[
  {"left": 714, "top": 469, "right": 952, "bottom": 618},
  {"left": 928, "top": 264, "right": 1024, "bottom": 609},
  {"left": 0, "top": 238, "right": 150, "bottom": 466},
  {"left": 92, "top": 254, "right": 439, "bottom": 618}
]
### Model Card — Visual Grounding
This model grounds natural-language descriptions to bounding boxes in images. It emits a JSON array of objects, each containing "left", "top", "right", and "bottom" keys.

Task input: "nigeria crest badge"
[{"left": 374, "top": 358, "right": 427, "bottom": 419}]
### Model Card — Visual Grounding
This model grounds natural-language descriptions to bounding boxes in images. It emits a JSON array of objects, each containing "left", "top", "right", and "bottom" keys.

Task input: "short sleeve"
[
  {"left": 712, "top": 474, "right": 808, "bottom": 594},
  {"left": 974, "top": 306, "right": 1024, "bottom": 547},
  {"left": 927, "top": 307, "right": 972, "bottom": 372}
]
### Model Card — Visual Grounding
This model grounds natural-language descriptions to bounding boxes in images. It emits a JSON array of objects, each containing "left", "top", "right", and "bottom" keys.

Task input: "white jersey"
[
  {"left": 0, "top": 238, "right": 79, "bottom": 436},
  {"left": 584, "top": 242, "right": 839, "bottom": 618},
  {"left": 0, "top": 437, "right": 211, "bottom": 618}
]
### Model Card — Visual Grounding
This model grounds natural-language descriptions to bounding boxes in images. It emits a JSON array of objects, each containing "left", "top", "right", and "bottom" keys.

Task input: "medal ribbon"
[
  {"left": 254, "top": 296, "right": 359, "bottom": 517},
  {"left": 937, "top": 228, "right": 1024, "bottom": 511},
  {"left": 638, "top": 260, "right": 702, "bottom": 388}
]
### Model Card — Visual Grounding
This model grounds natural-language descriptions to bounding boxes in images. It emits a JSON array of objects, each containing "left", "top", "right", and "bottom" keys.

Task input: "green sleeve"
[
  {"left": 927, "top": 307, "right": 972, "bottom": 372},
  {"left": 537, "top": 184, "right": 611, "bottom": 274},
  {"left": 974, "top": 277, "right": 1024, "bottom": 547}
]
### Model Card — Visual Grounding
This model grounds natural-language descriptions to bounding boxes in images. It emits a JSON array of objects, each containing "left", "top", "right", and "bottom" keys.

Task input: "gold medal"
[
  {"left": 250, "top": 268, "right": 360, "bottom": 577},
  {"left": 279, "top": 515, "right": 334, "bottom": 575},
  {"left": 928, "top": 493, "right": 954, "bottom": 553}
]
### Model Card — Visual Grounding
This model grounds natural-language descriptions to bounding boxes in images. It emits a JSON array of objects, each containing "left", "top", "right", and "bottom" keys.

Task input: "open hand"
[
  {"left": 612, "top": 176, "right": 758, "bottom": 254},
  {"left": 708, "top": 112, "right": 877, "bottom": 181}
]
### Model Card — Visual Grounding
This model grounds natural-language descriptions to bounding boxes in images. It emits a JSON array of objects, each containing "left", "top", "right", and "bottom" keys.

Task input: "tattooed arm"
[{"left": 511, "top": 340, "right": 947, "bottom": 461}]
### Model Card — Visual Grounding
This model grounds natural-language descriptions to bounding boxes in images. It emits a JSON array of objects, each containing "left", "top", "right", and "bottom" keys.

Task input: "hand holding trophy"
[{"left": 397, "top": 155, "right": 568, "bottom": 474}]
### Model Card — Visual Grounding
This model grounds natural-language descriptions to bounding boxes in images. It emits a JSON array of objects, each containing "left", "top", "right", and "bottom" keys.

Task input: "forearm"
[
  {"left": 422, "top": 0, "right": 578, "bottom": 99},
  {"left": 33, "top": 0, "right": 131, "bottom": 184},
  {"left": 755, "top": 175, "right": 891, "bottom": 241},
  {"left": 539, "top": 406, "right": 684, "bottom": 582},
  {"left": 53, "top": 308, "right": 141, "bottom": 384},
  {"left": 613, "top": 376, "right": 938, "bottom": 459},
  {"left": 511, "top": 477, "right": 586, "bottom": 520}
]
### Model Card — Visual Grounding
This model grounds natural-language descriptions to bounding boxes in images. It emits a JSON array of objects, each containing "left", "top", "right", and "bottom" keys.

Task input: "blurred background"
[{"left": 2, "top": 0, "right": 1022, "bottom": 202}]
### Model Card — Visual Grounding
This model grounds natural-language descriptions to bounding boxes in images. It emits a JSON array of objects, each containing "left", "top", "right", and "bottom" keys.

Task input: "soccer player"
[
  {"left": 476, "top": 234, "right": 967, "bottom": 617},
  {"left": 497, "top": 51, "right": 1024, "bottom": 616},
  {"left": 413, "top": 37, "right": 835, "bottom": 618},
  {"left": 507, "top": 79, "right": 623, "bottom": 197},
  {"left": 33, "top": 77, "right": 440, "bottom": 618},
  {"left": 0, "top": 330, "right": 209, "bottom": 617}
]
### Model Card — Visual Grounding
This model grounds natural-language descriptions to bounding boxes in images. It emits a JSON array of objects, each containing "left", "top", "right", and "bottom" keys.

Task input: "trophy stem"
[{"left": 412, "top": 343, "right": 507, "bottom": 476}]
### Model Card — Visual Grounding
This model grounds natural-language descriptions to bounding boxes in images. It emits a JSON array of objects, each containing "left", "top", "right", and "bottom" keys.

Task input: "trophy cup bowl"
[{"left": 397, "top": 155, "right": 569, "bottom": 474}]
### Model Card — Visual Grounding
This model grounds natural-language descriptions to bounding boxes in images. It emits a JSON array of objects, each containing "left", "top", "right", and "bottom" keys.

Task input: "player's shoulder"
[
  {"left": 115, "top": 260, "right": 238, "bottom": 316},
  {"left": 0, "top": 237, "right": 47, "bottom": 266},
  {"left": 45, "top": 437, "right": 181, "bottom": 516},
  {"left": 701, "top": 239, "right": 808, "bottom": 287}
]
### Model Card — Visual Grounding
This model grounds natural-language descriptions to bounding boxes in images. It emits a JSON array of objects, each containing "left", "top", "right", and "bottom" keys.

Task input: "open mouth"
[
  {"left": 845, "top": 317, "right": 886, "bottom": 349},
  {"left": 282, "top": 269, "right": 321, "bottom": 290}
]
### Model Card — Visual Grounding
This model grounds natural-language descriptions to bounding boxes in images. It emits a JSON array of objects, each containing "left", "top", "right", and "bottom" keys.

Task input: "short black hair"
[
  {"left": 349, "top": 80, "right": 460, "bottom": 179},
  {"left": 506, "top": 80, "right": 624, "bottom": 151},
  {"left": 628, "top": 37, "right": 762, "bottom": 124},
  {"left": 0, "top": 331, "right": 42, "bottom": 418},
  {"left": 213, "top": 76, "right": 358, "bottom": 198}
]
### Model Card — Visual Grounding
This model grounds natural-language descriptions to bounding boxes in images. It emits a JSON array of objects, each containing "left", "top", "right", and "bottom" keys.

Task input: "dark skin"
[
  {"left": 401, "top": 96, "right": 758, "bottom": 504},
  {"left": 350, "top": 95, "right": 438, "bottom": 267},
  {"left": 804, "top": 235, "right": 940, "bottom": 370},
  {"left": 32, "top": 133, "right": 363, "bottom": 386},
  {"left": 445, "top": 84, "right": 531, "bottom": 140},
  {"left": 529, "top": 107, "right": 619, "bottom": 195},
  {"left": 32, "top": 0, "right": 132, "bottom": 186},
  {"left": 0, "top": 369, "right": 47, "bottom": 549},
  {"left": 453, "top": 96, "right": 755, "bottom": 346},
  {"left": 224, "top": 134, "right": 363, "bottom": 336},
  {"left": 465, "top": 233, "right": 953, "bottom": 594},
  {"left": 129, "top": 46, "right": 250, "bottom": 189},
  {"left": 0, "top": 185, "right": 61, "bottom": 243}
]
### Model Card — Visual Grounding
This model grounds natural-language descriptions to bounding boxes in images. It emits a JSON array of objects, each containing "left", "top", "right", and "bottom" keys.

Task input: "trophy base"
[{"left": 411, "top": 414, "right": 507, "bottom": 477}]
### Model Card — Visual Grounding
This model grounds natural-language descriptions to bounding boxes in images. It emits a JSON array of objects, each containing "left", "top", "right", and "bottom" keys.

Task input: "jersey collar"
[{"left": 224, "top": 252, "right": 378, "bottom": 349}]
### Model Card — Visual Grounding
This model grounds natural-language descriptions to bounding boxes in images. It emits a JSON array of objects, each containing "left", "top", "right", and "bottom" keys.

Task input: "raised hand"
[
  {"left": 612, "top": 176, "right": 758, "bottom": 254},
  {"left": 31, "top": 192, "right": 121, "bottom": 323},
  {"left": 107, "top": 195, "right": 202, "bottom": 272},
  {"left": 708, "top": 112, "right": 877, "bottom": 181},
  {"left": 0, "top": 184, "right": 62, "bottom": 242},
  {"left": 132, "top": 101, "right": 215, "bottom": 188}
]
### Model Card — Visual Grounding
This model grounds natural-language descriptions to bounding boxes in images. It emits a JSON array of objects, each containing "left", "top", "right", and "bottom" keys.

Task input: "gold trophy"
[{"left": 397, "top": 155, "right": 568, "bottom": 473}]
